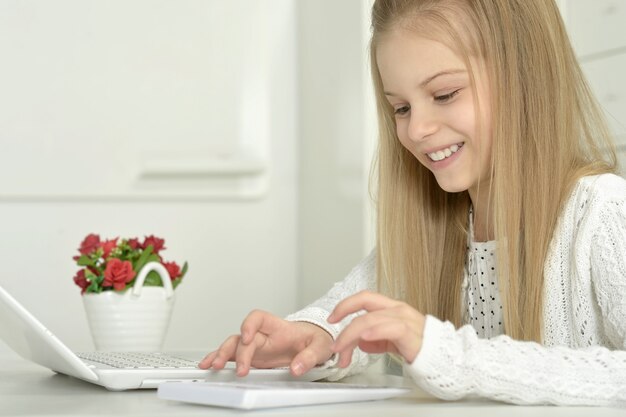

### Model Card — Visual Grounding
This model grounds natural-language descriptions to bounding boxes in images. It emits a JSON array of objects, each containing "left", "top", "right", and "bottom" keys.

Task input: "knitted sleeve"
[
  {"left": 285, "top": 250, "right": 378, "bottom": 380},
  {"left": 590, "top": 182, "right": 626, "bottom": 349},
  {"left": 405, "top": 176, "right": 626, "bottom": 406},
  {"left": 406, "top": 316, "right": 626, "bottom": 406}
]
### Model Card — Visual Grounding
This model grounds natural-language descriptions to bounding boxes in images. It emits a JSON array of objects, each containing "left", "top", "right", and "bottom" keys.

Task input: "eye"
[
  {"left": 434, "top": 89, "right": 461, "bottom": 103},
  {"left": 393, "top": 105, "right": 410, "bottom": 116}
]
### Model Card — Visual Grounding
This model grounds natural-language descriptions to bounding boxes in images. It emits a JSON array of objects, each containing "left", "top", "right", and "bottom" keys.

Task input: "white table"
[{"left": 0, "top": 350, "right": 622, "bottom": 417}]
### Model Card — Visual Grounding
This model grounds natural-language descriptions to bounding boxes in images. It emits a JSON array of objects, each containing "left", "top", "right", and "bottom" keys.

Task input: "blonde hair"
[{"left": 371, "top": 0, "right": 617, "bottom": 342}]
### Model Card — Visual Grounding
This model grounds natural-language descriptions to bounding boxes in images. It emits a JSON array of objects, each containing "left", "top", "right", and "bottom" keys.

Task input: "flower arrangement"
[{"left": 72, "top": 234, "right": 188, "bottom": 294}]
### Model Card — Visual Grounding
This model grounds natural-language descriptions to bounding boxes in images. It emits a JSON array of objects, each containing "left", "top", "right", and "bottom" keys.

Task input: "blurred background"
[{"left": 0, "top": 0, "right": 624, "bottom": 353}]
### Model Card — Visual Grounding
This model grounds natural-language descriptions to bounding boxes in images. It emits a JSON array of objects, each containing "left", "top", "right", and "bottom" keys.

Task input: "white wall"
[{"left": 0, "top": 0, "right": 303, "bottom": 352}]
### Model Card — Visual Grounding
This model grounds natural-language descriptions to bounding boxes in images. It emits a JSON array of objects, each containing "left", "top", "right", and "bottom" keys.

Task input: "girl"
[{"left": 200, "top": 0, "right": 626, "bottom": 406}]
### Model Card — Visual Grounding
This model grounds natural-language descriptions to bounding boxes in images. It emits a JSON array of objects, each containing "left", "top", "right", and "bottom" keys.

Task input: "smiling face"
[{"left": 376, "top": 29, "right": 492, "bottom": 198}]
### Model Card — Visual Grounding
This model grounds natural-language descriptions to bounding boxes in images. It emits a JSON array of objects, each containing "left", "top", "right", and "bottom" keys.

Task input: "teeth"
[{"left": 428, "top": 144, "right": 462, "bottom": 162}]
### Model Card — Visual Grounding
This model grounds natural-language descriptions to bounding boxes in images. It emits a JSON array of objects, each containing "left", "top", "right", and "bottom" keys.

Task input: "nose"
[{"left": 407, "top": 107, "right": 439, "bottom": 142}]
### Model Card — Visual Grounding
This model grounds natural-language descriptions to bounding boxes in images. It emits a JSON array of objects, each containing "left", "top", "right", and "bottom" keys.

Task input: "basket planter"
[{"left": 82, "top": 262, "right": 174, "bottom": 351}]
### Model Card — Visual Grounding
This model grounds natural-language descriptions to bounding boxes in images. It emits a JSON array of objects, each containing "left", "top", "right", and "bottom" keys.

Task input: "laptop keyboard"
[{"left": 76, "top": 352, "right": 200, "bottom": 369}]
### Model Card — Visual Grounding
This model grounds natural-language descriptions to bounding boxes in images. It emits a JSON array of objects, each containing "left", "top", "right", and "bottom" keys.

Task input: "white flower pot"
[{"left": 82, "top": 262, "right": 175, "bottom": 351}]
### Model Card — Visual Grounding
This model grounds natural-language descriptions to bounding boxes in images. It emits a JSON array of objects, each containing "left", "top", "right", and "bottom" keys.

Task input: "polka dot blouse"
[{"left": 463, "top": 211, "right": 504, "bottom": 339}]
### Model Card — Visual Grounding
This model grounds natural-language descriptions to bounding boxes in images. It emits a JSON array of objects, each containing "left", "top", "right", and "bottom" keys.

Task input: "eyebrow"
[{"left": 384, "top": 69, "right": 467, "bottom": 97}]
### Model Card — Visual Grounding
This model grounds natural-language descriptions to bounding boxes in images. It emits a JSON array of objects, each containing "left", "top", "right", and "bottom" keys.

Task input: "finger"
[
  {"left": 235, "top": 332, "right": 267, "bottom": 376},
  {"left": 361, "top": 321, "right": 405, "bottom": 342},
  {"left": 289, "top": 336, "right": 333, "bottom": 376},
  {"left": 361, "top": 319, "right": 422, "bottom": 362},
  {"left": 332, "top": 312, "right": 394, "bottom": 353},
  {"left": 330, "top": 314, "right": 395, "bottom": 370},
  {"left": 357, "top": 339, "right": 392, "bottom": 354},
  {"left": 198, "top": 350, "right": 217, "bottom": 369},
  {"left": 337, "top": 346, "right": 355, "bottom": 368},
  {"left": 209, "top": 335, "right": 240, "bottom": 370},
  {"left": 334, "top": 316, "right": 402, "bottom": 368},
  {"left": 240, "top": 310, "right": 266, "bottom": 344},
  {"left": 327, "top": 291, "right": 398, "bottom": 324},
  {"left": 199, "top": 343, "right": 234, "bottom": 368},
  {"left": 240, "top": 310, "right": 282, "bottom": 345}
]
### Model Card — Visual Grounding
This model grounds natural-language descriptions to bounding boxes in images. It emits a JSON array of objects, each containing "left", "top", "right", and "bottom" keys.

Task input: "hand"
[
  {"left": 327, "top": 290, "right": 426, "bottom": 368},
  {"left": 198, "top": 309, "right": 334, "bottom": 377}
]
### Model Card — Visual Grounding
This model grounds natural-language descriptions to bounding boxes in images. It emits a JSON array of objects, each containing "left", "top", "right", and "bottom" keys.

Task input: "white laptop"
[{"left": 0, "top": 285, "right": 333, "bottom": 391}]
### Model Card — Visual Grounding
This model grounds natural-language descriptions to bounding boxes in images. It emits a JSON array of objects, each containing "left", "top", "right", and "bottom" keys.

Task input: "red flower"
[
  {"left": 73, "top": 233, "right": 187, "bottom": 294},
  {"left": 101, "top": 238, "right": 118, "bottom": 258},
  {"left": 127, "top": 238, "right": 140, "bottom": 250},
  {"left": 78, "top": 234, "right": 100, "bottom": 255},
  {"left": 142, "top": 235, "right": 166, "bottom": 254},
  {"left": 163, "top": 261, "right": 181, "bottom": 280},
  {"left": 73, "top": 270, "right": 89, "bottom": 294},
  {"left": 103, "top": 259, "right": 136, "bottom": 291}
]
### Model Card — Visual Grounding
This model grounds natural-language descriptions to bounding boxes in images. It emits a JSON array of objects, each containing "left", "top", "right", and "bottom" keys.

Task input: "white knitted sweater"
[{"left": 287, "top": 173, "right": 626, "bottom": 406}]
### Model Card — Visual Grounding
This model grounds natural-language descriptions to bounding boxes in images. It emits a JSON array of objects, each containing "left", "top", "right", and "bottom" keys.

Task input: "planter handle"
[{"left": 132, "top": 261, "right": 174, "bottom": 299}]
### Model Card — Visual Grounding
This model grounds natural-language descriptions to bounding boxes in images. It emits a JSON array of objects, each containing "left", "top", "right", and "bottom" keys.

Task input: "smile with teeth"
[{"left": 427, "top": 143, "right": 464, "bottom": 162}]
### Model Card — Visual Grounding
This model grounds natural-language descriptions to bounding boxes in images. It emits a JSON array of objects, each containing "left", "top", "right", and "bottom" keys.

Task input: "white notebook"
[{"left": 157, "top": 380, "right": 411, "bottom": 410}]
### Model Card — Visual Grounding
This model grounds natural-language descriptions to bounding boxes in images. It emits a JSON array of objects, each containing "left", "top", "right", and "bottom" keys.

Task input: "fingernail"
[{"left": 292, "top": 362, "right": 303, "bottom": 376}]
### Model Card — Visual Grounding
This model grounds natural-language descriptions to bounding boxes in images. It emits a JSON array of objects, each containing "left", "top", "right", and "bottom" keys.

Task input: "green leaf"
[
  {"left": 86, "top": 280, "right": 101, "bottom": 294},
  {"left": 77, "top": 255, "right": 95, "bottom": 267},
  {"left": 144, "top": 270, "right": 163, "bottom": 287},
  {"left": 146, "top": 253, "right": 161, "bottom": 265},
  {"left": 133, "top": 253, "right": 164, "bottom": 289},
  {"left": 180, "top": 261, "right": 188, "bottom": 278},
  {"left": 133, "top": 245, "right": 154, "bottom": 272},
  {"left": 172, "top": 278, "right": 182, "bottom": 289}
]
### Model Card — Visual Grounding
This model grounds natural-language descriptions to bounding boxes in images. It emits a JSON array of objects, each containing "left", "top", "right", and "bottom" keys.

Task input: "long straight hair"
[{"left": 370, "top": 0, "right": 617, "bottom": 342}]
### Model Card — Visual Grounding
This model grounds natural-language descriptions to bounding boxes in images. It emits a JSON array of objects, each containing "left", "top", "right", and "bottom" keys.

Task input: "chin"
[{"left": 434, "top": 177, "right": 470, "bottom": 194}]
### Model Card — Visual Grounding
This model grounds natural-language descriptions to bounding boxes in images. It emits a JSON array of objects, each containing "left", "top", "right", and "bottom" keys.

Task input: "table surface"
[{"left": 0, "top": 349, "right": 623, "bottom": 417}]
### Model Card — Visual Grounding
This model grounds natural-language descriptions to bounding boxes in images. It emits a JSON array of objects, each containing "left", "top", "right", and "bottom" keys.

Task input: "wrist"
[{"left": 285, "top": 307, "right": 342, "bottom": 340}]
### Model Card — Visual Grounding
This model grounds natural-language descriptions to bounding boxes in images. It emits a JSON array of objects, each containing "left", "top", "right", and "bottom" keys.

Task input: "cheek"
[
  {"left": 395, "top": 119, "right": 411, "bottom": 149},
  {"left": 449, "top": 101, "right": 476, "bottom": 136},
  {"left": 396, "top": 126, "right": 427, "bottom": 164}
]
